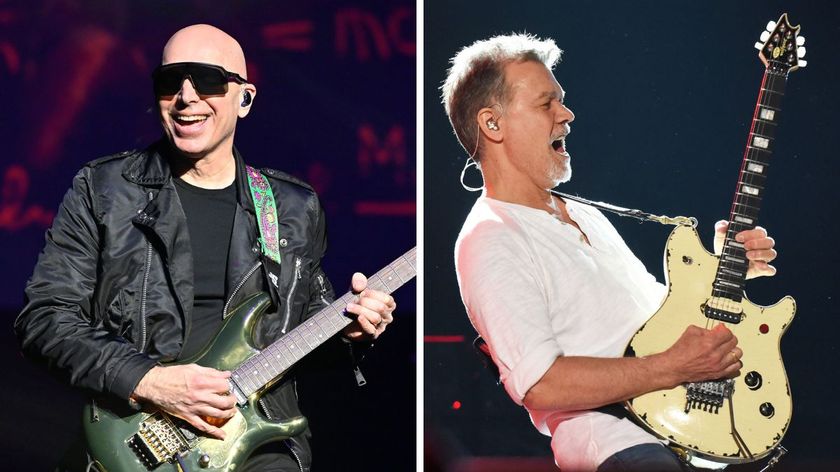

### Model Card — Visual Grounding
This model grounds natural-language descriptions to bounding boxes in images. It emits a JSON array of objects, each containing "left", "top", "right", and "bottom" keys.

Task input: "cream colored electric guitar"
[{"left": 626, "top": 13, "right": 806, "bottom": 464}]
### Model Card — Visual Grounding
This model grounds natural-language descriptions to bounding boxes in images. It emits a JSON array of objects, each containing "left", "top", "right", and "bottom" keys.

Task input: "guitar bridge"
[
  {"left": 127, "top": 412, "right": 190, "bottom": 468},
  {"left": 684, "top": 379, "right": 734, "bottom": 413}
]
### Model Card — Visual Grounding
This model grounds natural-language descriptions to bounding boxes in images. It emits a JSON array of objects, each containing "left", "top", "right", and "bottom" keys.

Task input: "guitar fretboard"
[
  {"left": 712, "top": 63, "right": 788, "bottom": 302},
  {"left": 231, "top": 247, "right": 416, "bottom": 398}
]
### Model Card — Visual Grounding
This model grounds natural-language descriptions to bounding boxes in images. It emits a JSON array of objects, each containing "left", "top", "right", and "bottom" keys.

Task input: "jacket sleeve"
[
  {"left": 14, "top": 167, "right": 157, "bottom": 400},
  {"left": 298, "top": 193, "right": 372, "bottom": 375},
  {"left": 304, "top": 192, "right": 335, "bottom": 318}
]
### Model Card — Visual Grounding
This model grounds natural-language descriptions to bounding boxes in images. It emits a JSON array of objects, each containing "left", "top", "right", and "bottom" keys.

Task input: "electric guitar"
[
  {"left": 83, "top": 247, "right": 416, "bottom": 471},
  {"left": 626, "top": 14, "right": 805, "bottom": 464}
]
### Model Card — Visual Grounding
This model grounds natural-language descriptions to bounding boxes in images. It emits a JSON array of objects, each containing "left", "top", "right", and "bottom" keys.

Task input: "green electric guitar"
[
  {"left": 83, "top": 247, "right": 416, "bottom": 471},
  {"left": 626, "top": 14, "right": 805, "bottom": 465}
]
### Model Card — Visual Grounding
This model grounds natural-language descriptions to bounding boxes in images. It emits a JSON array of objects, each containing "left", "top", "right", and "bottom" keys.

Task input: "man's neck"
[
  {"left": 171, "top": 147, "right": 237, "bottom": 189},
  {"left": 481, "top": 157, "right": 556, "bottom": 214}
]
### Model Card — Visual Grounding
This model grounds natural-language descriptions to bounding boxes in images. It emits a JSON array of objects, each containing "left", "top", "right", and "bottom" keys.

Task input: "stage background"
[
  {"left": 0, "top": 1, "right": 415, "bottom": 470},
  {"left": 425, "top": 2, "right": 839, "bottom": 471}
]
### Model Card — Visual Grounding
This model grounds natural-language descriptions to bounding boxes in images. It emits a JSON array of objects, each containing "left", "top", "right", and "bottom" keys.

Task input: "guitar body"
[
  {"left": 626, "top": 225, "right": 794, "bottom": 462},
  {"left": 81, "top": 247, "right": 417, "bottom": 471},
  {"left": 83, "top": 293, "right": 307, "bottom": 471}
]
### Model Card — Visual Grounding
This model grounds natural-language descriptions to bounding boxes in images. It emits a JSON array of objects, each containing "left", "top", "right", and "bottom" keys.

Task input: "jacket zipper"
[
  {"left": 139, "top": 191, "right": 154, "bottom": 352},
  {"left": 316, "top": 274, "right": 329, "bottom": 306},
  {"left": 223, "top": 261, "right": 262, "bottom": 319},
  {"left": 280, "top": 257, "right": 302, "bottom": 334},
  {"left": 285, "top": 440, "right": 304, "bottom": 472},
  {"left": 258, "top": 397, "right": 304, "bottom": 472},
  {"left": 258, "top": 397, "right": 273, "bottom": 419}
]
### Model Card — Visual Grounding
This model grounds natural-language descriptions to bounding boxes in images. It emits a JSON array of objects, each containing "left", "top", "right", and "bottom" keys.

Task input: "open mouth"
[
  {"left": 551, "top": 136, "right": 568, "bottom": 155},
  {"left": 173, "top": 114, "right": 209, "bottom": 125}
]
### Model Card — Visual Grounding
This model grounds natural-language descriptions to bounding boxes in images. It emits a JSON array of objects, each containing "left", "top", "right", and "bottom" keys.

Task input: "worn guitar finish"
[
  {"left": 626, "top": 14, "right": 805, "bottom": 464},
  {"left": 83, "top": 248, "right": 416, "bottom": 471},
  {"left": 628, "top": 225, "right": 794, "bottom": 462}
]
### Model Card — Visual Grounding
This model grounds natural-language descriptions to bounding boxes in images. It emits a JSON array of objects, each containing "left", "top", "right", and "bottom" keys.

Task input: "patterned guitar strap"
[{"left": 245, "top": 165, "right": 283, "bottom": 306}]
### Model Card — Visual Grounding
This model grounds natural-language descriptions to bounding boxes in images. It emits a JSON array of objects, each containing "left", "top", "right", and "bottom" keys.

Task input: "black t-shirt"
[{"left": 173, "top": 177, "right": 237, "bottom": 360}]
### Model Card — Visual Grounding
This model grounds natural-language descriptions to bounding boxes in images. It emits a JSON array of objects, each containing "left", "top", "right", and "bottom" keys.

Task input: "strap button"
[{"left": 279, "top": 238, "right": 288, "bottom": 247}]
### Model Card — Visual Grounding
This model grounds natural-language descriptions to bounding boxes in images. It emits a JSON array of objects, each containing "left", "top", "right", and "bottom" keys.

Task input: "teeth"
[{"left": 175, "top": 115, "right": 207, "bottom": 122}]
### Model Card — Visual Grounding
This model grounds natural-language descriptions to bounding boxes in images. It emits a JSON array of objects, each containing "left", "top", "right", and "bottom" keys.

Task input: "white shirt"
[{"left": 455, "top": 195, "right": 668, "bottom": 471}]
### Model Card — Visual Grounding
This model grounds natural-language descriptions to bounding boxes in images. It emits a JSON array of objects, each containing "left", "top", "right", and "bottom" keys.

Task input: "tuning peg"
[
  {"left": 796, "top": 36, "right": 805, "bottom": 46},
  {"left": 766, "top": 20, "right": 777, "bottom": 32},
  {"left": 754, "top": 41, "right": 764, "bottom": 51},
  {"left": 797, "top": 47, "right": 806, "bottom": 58},
  {"left": 798, "top": 59, "right": 807, "bottom": 68},
  {"left": 760, "top": 31, "right": 771, "bottom": 42}
]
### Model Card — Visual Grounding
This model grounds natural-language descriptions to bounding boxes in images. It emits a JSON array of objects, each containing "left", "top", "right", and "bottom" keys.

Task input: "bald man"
[{"left": 16, "top": 24, "right": 395, "bottom": 471}]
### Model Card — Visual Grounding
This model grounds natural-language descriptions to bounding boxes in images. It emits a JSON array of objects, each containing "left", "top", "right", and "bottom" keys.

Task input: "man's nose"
[
  {"left": 178, "top": 76, "right": 200, "bottom": 103},
  {"left": 558, "top": 104, "right": 575, "bottom": 124}
]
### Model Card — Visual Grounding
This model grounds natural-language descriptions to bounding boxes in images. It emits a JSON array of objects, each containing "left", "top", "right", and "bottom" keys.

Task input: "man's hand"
[
  {"left": 342, "top": 272, "right": 396, "bottom": 341},
  {"left": 655, "top": 324, "right": 742, "bottom": 388},
  {"left": 132, "top": 364, "right": 237, "bottom": 439},
  {"left": 714, "top": 220, "right": 777, "bottom": 279}
]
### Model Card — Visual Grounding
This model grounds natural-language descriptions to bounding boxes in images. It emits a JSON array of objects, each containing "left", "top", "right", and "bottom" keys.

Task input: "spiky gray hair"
[{"left": 441, "top": 33, "right": 562, "bottom": 158}]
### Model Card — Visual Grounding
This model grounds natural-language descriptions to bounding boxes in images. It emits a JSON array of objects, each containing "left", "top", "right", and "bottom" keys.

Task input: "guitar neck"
[
  {"left": 231, "top": 247, "right": 416, "bottom": 398},
  {"left": 713, "top": 64, "right": 789, "bottom": 302}
]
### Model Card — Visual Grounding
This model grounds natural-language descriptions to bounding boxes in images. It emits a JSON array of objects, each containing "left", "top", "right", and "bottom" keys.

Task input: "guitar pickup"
[{"left": 704, "top": 297, "right": 744, "bottom": 324}]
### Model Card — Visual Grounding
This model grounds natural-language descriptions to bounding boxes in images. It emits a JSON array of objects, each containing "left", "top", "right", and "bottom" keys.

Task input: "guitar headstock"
[{"left": 753, "top": 13, "right": 806, "bottom": 73}]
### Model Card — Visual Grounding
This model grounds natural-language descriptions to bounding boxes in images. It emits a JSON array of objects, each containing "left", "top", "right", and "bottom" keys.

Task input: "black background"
[
  {"left": 0, "top": 1, "right": 416, "bottom": 470},
  {"left": 425, "top": 1, "right": 839, "bottom": 470}
]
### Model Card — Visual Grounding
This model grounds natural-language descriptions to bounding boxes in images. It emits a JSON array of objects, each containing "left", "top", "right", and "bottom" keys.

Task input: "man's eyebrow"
[{"left": 535, "top": 90, "right": 565, "bottom": 101}]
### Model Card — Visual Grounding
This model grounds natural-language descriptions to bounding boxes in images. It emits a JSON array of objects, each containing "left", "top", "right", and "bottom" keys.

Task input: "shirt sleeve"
[{"left": 456, "top": 218, "right": 563, "bottom": 405}]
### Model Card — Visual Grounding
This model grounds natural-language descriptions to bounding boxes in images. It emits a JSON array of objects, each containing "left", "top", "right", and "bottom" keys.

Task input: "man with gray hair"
[{"left": 446, "top": 33, "right": 778, "bottom": 471}]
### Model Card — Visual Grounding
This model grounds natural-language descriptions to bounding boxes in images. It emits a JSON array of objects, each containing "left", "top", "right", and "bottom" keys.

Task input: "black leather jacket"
[{"left": 15, "top": 140, "right": 340, "bottom": 471}]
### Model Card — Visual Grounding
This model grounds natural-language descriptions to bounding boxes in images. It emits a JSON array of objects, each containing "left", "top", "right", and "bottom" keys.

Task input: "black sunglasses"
[{"left": 152, "top": 62, "right": 248, "bottom": 97}]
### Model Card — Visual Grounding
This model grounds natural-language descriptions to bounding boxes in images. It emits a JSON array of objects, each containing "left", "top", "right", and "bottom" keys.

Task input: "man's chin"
[
  {"left": 549, "top": 166, "right": 572, "bottom": 188},
  {"left": 169, "top": 136, "right": 210, "bottom": 159}
]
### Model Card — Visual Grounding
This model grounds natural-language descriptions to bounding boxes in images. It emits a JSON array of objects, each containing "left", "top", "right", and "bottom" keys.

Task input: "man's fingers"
[
  {"left": 735, "top": 226, "right": 768, "bottom": 242},
  {"left": 355, "top": 296, "right": 389, "bottom": 318},
  {"left": 746, "top": 248, "right": 777, "bottom": 263},
  {"left": 743, "top": 237, "right": 775, "bottom": 251},
  {"left": 710, "top": 324, "right": 736, "bottom": 344},
  {"left": 360, "top": 288, "right": 395, "bottom": 306},
  {"left": 186, "top": 414, "right": 226, "bottom": 440},
  {"left": 200, "top": 391, "right": 238, "bottom": 411},
  {"left": 722, "top": 360, "right": 743, "bottom": 379},
  {"left": 351, "top": 272, "right": 367, "bottom": 293},
  {"left": 193, "top": 376, "right": 234, "bottom": 396},
  {"left": 196, "top": 404, "right": 237, "bottom": 420},
  {"left": 191, "top": 365, "right": 231, "bottom": 378}
]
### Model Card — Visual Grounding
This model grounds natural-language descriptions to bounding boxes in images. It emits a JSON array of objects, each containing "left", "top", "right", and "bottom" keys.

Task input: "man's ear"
[
  {"left": 476, "top": 107, "right": 502, "bottom": 142},
  {"left": 238, "top": 84, "right": 257, "bottom": 118}
]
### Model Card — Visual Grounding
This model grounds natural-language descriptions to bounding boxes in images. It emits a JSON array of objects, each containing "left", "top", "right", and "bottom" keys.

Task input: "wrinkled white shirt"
[{"left": 455, "top": 195, "right": 668, "bottom": 471}]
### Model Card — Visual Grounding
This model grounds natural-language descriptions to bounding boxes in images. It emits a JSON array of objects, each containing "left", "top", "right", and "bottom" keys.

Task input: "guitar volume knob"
[
  {"left": 760, "top": 402, "right": 775, "bottom": 418},
  {"left": 744, "top": 371, "right": 762, "bottom": 390}
]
